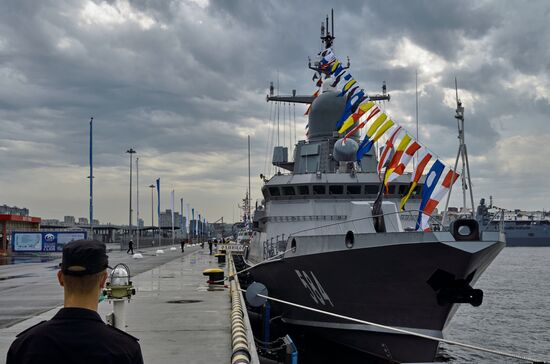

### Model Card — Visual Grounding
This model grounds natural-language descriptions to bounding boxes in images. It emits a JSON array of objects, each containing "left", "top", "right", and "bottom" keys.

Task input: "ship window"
[
  {"left": 413, "top": 185, "right": 422, "bottom": 195},
  {"left": 346, "top": 185, "right": 362, "bottom": 194},
  {"left": 281, "top": 186, "right": 296, "bottom": 196},
  {"left": 398, "top": 184, "right": 408, "bottom": 195},
  {"left": 268, "top": 187, "right": 281, "bottom": 196},
  {"left": 329, "top": 185, "right": 344, "bottom": 195},
  {"left": 312, "top": 185, "right": 326, "bottom": 195},
  {"left": 388, "top": 185, "right": 396, "bottom": 194},
  {"left": 365, "top": 185, "right": 378, "bottom": 194},
  {"left": 297, "top": 185, "right": 310, "bottom": 195}
]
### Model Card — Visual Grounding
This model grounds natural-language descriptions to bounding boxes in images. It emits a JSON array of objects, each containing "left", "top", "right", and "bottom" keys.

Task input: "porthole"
[
  {"left": 291, "top": 238, "right": 297, "bottom": 253},
  {"left": 345, "top": 231, "right": 354, "bottom": 249}
]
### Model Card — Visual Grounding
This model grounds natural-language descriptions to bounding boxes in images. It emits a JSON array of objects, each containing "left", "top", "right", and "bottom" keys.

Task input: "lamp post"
[
  {"left": 149, "top": 184, "right": 155, "bottom": 243},
  {"left": 136, "top": 157, "right": 140, "bottom": 250},
  {"left": 88, "top": 117, "right": 94, "bottom": 239},
  {"left": 126, "top": 148, "right": 136, "bottom": 244}
]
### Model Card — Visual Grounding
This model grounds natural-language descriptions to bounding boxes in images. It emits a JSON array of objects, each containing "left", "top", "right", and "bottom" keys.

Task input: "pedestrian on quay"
[
  {"left": 126, "top": 239, "right": 134, "bottom": 255},
  {"left": 208, "top": 239, "right": 213, "bottom": 255},
  {"left": 7, "top": 240, "right": 144, "bottom": 364},
  {"left": 180, "top": 239, "right": 185, "bottom": 253}
]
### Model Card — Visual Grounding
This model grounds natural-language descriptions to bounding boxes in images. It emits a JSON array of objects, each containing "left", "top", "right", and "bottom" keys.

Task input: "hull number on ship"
[{"left": 295, "top": 270, "right": 334, "bottom": 307}]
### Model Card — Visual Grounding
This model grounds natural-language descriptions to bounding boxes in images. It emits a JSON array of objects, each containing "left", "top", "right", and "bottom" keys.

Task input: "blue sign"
[{"left": 12, "top": 231, "right": 88, "bottom": 252}]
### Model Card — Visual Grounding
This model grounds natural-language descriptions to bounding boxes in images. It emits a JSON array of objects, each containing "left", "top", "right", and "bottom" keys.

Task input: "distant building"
[
  {"left": 159, "top": 210, "right": 187, "bottom": 237},
  {"left": 78, "top": 217, "right": 89, "bottom": 225},
  {"left": 0, "top": 214, "right": 41, "bottom": 253},
  {"left": 42, "top": 218, "right": 61, "bottom": 226},
  {"left": 0, "top": 205, "right": 29, "bottom": 216},
  {"left": 92, "top": 219, "right": 100, "bottom": 225},
  {"left": 137, "top": 218, "right": 144, "bottom": 229},
  {"left": 211, "top": 222, "right": 233, "bottom": 238},
  {"left": 159, "top": 210, "right": 184, "bottom": 228},
  {"left": 64, "top": 216, "right": 76, "bottom": 225}
]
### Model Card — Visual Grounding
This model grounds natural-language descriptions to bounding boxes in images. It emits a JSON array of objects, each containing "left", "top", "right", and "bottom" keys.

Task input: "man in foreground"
[{"left": 7, "top": 239, "right": 144, "bottom": 364}]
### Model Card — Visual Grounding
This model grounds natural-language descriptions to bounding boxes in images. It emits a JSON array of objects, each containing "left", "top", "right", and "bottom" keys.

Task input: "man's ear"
[
  {"left": 57, "top": 270, "right": 64, "bottom": 287},
  {"left": 99, "top": 270, "right": 108, "bottom": 288}
]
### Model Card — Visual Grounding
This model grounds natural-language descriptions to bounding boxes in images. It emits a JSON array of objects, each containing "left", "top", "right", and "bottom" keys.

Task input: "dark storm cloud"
[{"left": 0, "top": 0, "right": 549, "bottom": 222}]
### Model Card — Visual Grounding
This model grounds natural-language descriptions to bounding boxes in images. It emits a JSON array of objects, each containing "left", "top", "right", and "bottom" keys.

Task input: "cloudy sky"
[{"left": 1, "top": 0, "right": 549, "bottom": 224}]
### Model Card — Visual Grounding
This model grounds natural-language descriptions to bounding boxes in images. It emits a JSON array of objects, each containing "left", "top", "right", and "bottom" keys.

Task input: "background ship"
[
  {"left": 240, "top": 13, "right": 506, "bottom": 364},
  {"left": 476, "top": 197, "right": 550, "bottom": 247}
]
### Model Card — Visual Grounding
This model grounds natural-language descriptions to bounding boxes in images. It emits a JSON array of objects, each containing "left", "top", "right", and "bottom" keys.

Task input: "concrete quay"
[{"left": 0, "top": 245, "right": 245, "bottom": 363}]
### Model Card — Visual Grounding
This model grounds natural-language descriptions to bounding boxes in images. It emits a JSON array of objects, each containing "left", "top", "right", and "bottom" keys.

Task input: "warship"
[
  {"left": 476, "top": 197, "right": 550, "bottom": 247},
  {"left": 242, "top": 13, "right": 505, "bottom": 363}
]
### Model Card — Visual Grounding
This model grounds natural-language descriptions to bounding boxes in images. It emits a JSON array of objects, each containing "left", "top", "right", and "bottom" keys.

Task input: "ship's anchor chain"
[{"left": 242, "top": 285, "right": 547, "bottom": 364}]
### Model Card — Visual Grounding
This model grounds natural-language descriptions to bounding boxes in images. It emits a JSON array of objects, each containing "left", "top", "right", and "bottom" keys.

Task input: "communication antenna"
[
  {"left": 442, "top": 78, "right": 475, "bottom": 225},
  {"left": 320, "top": 9, "right": 335, "bottom": 49}
]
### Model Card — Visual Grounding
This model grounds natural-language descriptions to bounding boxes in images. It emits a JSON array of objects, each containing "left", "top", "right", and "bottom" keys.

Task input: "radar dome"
[
  {"left": 308, "top": 91, "right": 345, "bottom": 139},
  {"left": 333, "top": 138, "right": 358, "bottom": 162}
]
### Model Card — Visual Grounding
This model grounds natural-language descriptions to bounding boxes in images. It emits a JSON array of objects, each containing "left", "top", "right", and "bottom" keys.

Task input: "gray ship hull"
[
  {"left": 506, "top": 236, "right": 550, "bottom": 246},
  {"left": 246, "top": 237, "right": 504, "bottom": 363},
  {"left": 483, "top": 221, "right": 550, "bottom": 246}
]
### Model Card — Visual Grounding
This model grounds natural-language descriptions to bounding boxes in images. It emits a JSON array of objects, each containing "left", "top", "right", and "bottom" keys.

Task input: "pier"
[{"left": 0, "top": 244, "right": 259, "bottom": 364}]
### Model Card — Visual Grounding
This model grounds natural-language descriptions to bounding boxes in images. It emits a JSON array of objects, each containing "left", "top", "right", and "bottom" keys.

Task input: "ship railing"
[
  {"left": 260, "top": 209, "right": 448, "bottom": 260},
  {"left": 285, "top": 208, "right": 445, "bottom": 237},
  {"left": 262, "top": 235, "right": 289, "bottom": 260},
  {"left": 480, "top": 208, "right": 506, "bottom": 233}
]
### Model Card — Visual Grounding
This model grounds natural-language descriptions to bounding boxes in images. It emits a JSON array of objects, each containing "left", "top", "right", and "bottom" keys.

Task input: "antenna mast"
[
  {"left": 320, "top": 9, "right": 335, "bottom": 49},
  {"left": 442, "top": 79, "right": 475, "bottom": 225}
]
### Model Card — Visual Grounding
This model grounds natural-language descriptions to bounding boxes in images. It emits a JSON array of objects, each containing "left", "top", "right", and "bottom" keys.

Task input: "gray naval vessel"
[
  {"left": 242, "top": 18, "right": 506, "bottom": 364},
  {"left": 477, "top": 197, "right": 550, "bottom": 247}
]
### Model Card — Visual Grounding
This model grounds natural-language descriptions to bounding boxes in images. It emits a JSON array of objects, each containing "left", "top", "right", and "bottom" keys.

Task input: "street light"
[
  {"left": 126, "top": 148, "right": 136, "bottom": 244},
  {"left": 136, "top": 157, "right": 140, "bottom": 250},
  {"left": 149, "top": 184, "right": 155, "bottom": 243}
]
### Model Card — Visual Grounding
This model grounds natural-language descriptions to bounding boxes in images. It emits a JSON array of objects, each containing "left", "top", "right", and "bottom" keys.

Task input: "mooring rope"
[
  {"left": 241, "top": 290, "right": 546, "bottom": 364},
  {"left": 211, "top": 247, "right": 294, "bottom": 284}
]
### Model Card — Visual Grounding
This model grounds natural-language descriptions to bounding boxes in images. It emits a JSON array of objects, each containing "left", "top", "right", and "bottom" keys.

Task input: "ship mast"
[
  {"left": 320, "top": 9, "right": 335, "bottom": 49},
  {"left": 267, "top": 9, "right": 389, "bottom": 105},
  {"left": 442, "top": 79, "right": 475, "bottom": 224}
]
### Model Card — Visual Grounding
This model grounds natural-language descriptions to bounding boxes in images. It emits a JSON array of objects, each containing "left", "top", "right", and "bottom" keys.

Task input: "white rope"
[
  {"left": 229, "top": 247, "right": 293, "bottom": 278},
  {"left": 211, "top": 248, "right": 294, "bottom": 284},
  {"left": 243, "top": 291, "right": 546, "bottom": 364}
]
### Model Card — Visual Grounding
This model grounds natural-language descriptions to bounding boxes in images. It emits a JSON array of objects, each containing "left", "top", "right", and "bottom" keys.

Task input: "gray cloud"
[{"left": 0, "top": 0, "right": 549, "bottom": 223}]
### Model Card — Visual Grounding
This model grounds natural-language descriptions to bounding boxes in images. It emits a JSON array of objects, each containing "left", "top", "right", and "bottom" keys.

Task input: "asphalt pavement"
[{"left": 0, "top": 245, "right": 231, "bottom": 363}]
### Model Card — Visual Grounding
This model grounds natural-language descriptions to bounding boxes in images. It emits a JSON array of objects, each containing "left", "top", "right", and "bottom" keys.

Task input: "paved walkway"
[{"left": 0, "top": 246, "right": 231, "bottom": 363}]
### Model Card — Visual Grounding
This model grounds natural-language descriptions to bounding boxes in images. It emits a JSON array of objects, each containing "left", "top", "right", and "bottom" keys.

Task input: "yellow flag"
[
  {"left": 365, "top": 113, "right": 387, "bottom": 138},
  {"left": 337, "top": 100, "right": 374, "bottom": 134},
  {"left": 371, "top": 119, "right": 395, "bottom": 142},
  {"left": 384, "top": 134, "right": 412, "bottom": 186},
  {"left": 400, "top": 182, "right": 417, "bottom": 211}
]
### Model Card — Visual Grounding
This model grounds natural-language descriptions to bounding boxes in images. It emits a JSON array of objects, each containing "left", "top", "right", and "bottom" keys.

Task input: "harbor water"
[{"left": 440, "top": 247, "right": 550, "bottom": 363}]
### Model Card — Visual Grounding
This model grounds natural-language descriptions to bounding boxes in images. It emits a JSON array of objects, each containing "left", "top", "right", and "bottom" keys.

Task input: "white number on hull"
[{"left": 295, "top": 270, "right": 334, "bottom": 307}]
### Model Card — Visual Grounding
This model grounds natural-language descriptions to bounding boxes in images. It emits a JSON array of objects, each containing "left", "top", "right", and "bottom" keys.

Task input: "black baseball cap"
[{"left": 59, "top": 240, "right": 110, "bottom": 276}]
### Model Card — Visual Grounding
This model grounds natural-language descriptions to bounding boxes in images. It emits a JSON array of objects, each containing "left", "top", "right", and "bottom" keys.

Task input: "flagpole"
[
  {"left": 186, "top": 203, "right": 190, "bottom": 238},
  {"left": 180, "top": 198, "right": 184, "bottom": 241},
  {"left": 248, "top": 135, "right": 251, "bottom": 226},
  {"left": 156, "top": 178, "right": 161, "bottom": 246},
  {"left": 171, "top": 190, "right": 175, "bottom": 246}
]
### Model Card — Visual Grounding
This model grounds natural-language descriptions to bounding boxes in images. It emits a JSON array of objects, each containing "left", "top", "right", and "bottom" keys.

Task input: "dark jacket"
[{"left": 7, "top": 307, "right": 143, "bottom": 364}]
